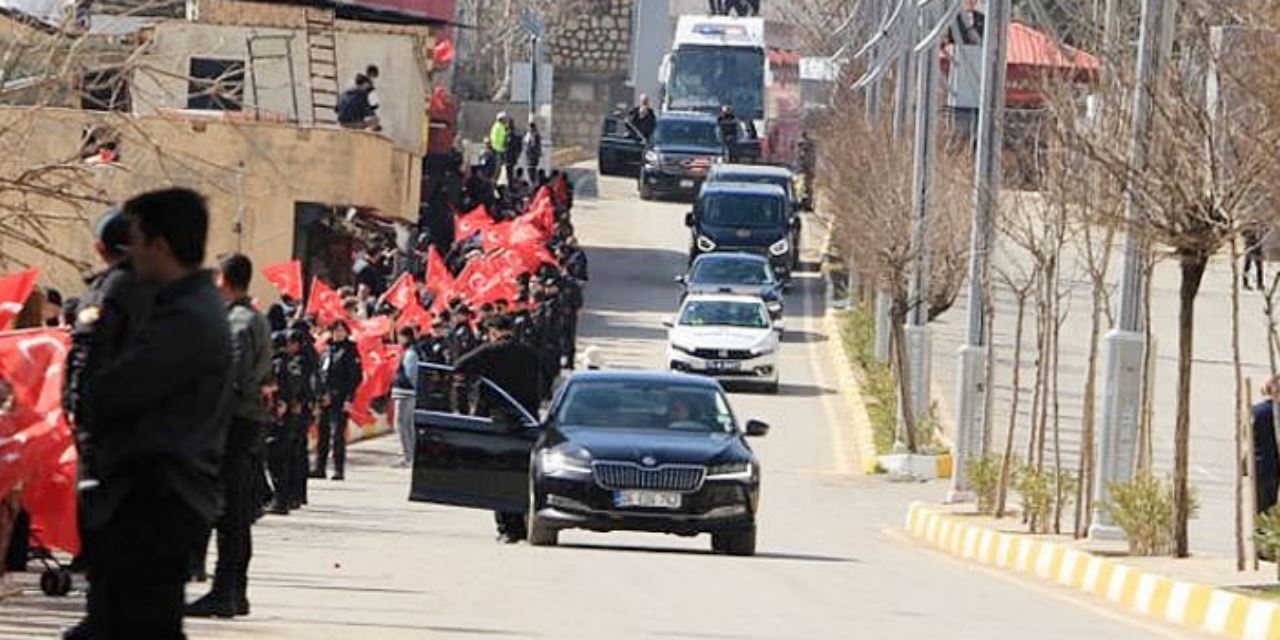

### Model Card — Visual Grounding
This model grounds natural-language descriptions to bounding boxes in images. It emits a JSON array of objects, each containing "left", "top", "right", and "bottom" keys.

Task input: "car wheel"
[
  {"left": 526, "top": 480, "right": 558, "bottom": 547},
  {"left": 712, "top": 527, "right": 757, "bottom": 556},
  {"left": 765, "top": 380, "right": 780, "bottom": 395}
]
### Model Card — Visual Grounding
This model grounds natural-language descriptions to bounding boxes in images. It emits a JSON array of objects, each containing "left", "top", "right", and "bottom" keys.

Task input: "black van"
[{"left": 686, "top": 182, "right": 797, "bottom": 282}]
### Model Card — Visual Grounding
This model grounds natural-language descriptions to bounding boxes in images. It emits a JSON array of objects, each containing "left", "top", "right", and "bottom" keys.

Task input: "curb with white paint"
[{"left": 906, "top": 502, "right": 1280, "bottom": 639}]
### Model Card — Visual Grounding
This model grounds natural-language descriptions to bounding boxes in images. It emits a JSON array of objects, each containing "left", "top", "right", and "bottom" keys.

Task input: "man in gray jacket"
[{"left": 187, "top": 253, "right": 273, "bottom": 618}]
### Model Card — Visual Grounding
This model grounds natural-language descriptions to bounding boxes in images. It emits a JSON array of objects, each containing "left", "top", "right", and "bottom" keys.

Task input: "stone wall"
[{"left": 549, "top": 0, "right": 635, "bottom": 151}]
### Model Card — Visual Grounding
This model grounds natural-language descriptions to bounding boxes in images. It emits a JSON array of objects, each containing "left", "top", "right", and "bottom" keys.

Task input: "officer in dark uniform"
[
  {"left": 718, "top": 105, "right": 741, "bottom": 162},
  {"left": 291, "top": 322, "right": 321, "bottom": 506},
  {"left": 316, "top": 320, "right": 362, "bottom": 481},
  {"left": 271, "top": 329, "right": 314, "bottom": 513},
  {"left": 417, "top": 318, "right": 453, "bottom": 412},
  {"left": 557, "top": 273, "right": 584, "bottom": 370},
  {"left": 188, "top": 253, "right": 274, "bottom": 618},
  {"left": 79, "top": 188, "right": 231, "bottom": 639},
  {"left": 533, "top": 286, "right": 562, "bottom": 399},
  {"left": 60, "top": 208, "right": 153, "bottom": 640}
]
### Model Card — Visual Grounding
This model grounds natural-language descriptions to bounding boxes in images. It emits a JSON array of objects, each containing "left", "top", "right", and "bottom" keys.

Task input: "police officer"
[
  {"left": 290, "top": 323, "right": 321, "bottom": 506},
  {"left": 80, "top": 188, "right": 231, "bottom": 638},
  {"left": 718, "top": 105, "right": 741, "bottom": 162},
  {"left": 60, "top": 208, "right": 153, "bottom": 640},
  {"left": 418, "top": 318, "right": 453, "bottom": 412},
  {"left": 188, "top": 253, "right": 274, "bottom": 618},
  {"left": 315, "top": 320, "right": 362, "bottom": 481}
]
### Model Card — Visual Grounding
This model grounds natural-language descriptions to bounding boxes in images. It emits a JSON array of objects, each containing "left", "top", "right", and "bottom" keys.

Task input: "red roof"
[{"left": 1005, "top": 22, "right": 1100, "bottom": 80}]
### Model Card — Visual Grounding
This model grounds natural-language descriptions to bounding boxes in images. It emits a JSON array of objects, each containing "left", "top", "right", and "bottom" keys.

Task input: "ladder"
[
  {"left": 246, "top": 35, "right": 301, "bottom": 123},
  {"left": 304, "top": 7, "right": 340, "bottom": 125}
]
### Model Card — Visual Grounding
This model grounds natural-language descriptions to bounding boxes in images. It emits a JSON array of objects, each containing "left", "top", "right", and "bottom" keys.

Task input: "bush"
[
  {"left": 965, "top": 454, "right": 1002, "bottom": 514},
  {"left": 1101, "top": 471, "right": 1197, "bottom": 556},
  {"left": 1014, "top": 463, "right": 1054, "bottom": 533},
  {"left": 1255, "top": 506, "right": 1280, "bottom": 574}
]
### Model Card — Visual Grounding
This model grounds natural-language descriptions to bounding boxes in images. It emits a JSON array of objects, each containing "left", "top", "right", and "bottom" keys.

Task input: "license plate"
[
  {"left": 614, "top": 490, "right": 682, "bottom": 509},
  {"left": 680, "top": 179, "right": 695, "bottom": 188},
  {"left": 708, "top": 360, "right": 741, "bottom": 372}
]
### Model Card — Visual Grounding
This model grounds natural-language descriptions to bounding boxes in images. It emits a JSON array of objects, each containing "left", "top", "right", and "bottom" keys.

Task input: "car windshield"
[
  {"left": 702, "top": 193, "right": 785, "bottom": 229},
  {"left": 718, "top": 173, "right": 792, "bottom": 197},
  {"left": 557, "top": 381, "right": 736, "bottom": 433},
  {"left": 690, "top": 259, "right": 774, "bottom": 286},
  {"left": 654, "top": 119, "right": 720, "bottom": 147},
  {"left": 679, "top": 299, "right": 769, "bottom": 328},
  {"left": 669, "top": 46, "right": 765, "bottom": 118}
]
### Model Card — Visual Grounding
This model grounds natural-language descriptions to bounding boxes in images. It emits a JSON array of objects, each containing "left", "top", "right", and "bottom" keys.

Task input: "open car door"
[
  {"left": 597, "top": 114, "right": 645, "bottom": 177},
  {"left": 409, "top": 363, "right": 541, "bottom": 513}
]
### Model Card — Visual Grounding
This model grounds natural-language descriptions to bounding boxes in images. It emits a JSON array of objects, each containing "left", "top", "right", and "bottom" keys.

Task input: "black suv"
[
  {"left": 686, "top": 182, "right": 798, "bottom": 281},
  {"left": 638, "top": 112, "right": 726, "bottom": 201}
]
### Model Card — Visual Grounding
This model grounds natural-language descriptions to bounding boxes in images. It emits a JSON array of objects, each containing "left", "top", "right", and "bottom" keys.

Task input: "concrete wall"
[
  {"left": 0, "top": 107, "right": 419, "bottom": 300},
  {"left": 130, "top": 18, "right": 430, "bottom": 151}
]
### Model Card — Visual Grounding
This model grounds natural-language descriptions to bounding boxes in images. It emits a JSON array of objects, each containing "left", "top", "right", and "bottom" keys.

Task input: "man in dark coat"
[
  {"left": 627, "top": 94, "right": 657, "bottom": 142},
  {"left": 77, "top": 188, "right": 231, "bottom": 639},
  {"left": 315, "top": 320, "right": 362, "bottom": 480},
  {"left": 1254, "top": 377, "right": 1280, "bottom": 519},
  {"left": 187, "top": 253, "right": 274, "bottom": 618},
  {"left": 718, "top": 105, "right": 741, "bottom": 162},
  {"left": 60, "top": 208, "right": 153, "bottom": 640},
  {"left": 452, "top": 317, "right": 543, "bottom": 543}
]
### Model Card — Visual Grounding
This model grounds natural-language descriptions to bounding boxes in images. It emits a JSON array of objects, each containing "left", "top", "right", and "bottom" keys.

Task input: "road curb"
[
  {"left": 905, "top": 502, "right": 1280, "bottom": 639},
  {"left": 822, "top": 310, "right": 882, "bottom": 475}
]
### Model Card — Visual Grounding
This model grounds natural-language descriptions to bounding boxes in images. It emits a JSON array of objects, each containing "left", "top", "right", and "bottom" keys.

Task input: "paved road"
[{"left": 0, "top": 173, "right": 1192, "bottom": 638}]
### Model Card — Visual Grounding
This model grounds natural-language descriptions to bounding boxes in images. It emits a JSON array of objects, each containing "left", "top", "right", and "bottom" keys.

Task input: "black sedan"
[{"left": 410, "top": 367, "right": 769, "bottom": 556}]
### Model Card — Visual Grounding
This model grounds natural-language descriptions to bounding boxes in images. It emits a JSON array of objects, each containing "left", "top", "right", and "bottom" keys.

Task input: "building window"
[
  {"left": 187, "top": 57, "right": 244, "bottom": 111},
  {"left": 81, "top": 68, "right": 131, "bottom": 112}
]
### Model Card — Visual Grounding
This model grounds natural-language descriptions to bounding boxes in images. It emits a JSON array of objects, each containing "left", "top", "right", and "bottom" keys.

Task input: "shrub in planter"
[
  {"left": 965, "top": 454, "right": 1002, "bottom": 515},
  {"left": 1102, "top": 471, "right": 1197, "bottom": 556}
]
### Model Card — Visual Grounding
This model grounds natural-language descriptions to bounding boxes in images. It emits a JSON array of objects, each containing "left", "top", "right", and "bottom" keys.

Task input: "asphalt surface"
[{"left": 0, "top": 172, "right": 1194, "bottom": 639}]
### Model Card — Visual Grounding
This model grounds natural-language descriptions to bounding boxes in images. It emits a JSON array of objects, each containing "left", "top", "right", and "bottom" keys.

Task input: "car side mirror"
[
  {"left": 685, "top": 212, "right": 695, "bottom": 227},
  {"left": 745, "top": 420, "right": 770, "bottom": 437},
  {"left": 662, "top": 316, "right": 675, "bottom": 328},
  {"left": 674, "top": 274, "right": 686, "bottom": 285},
  {"left": 773, "top": 319, "right": 787, "bottom": 333}
]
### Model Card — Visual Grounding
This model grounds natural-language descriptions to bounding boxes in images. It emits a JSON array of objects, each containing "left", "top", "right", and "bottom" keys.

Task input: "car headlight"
[
  {"left": 768, "top": 238, "right": 790, "bottom": 256},
  {"left": 766, "top": 300, "right": 783, "bottom": 313},
  {"left": 749, "top": 342, "right": 775, "bottom": 356},
  {"left": 671, "top": 342, "right": 696, "bottom": 355},
  {"left": 706, "top": 461, "right": 752, "bottom": 479},
  {"left": 644, "top": 150, "right": 661, "bottom": 165},
  {"left": 696, "top": 235, "right": 717, "bottom": 252},
  {"left": 540, "top": 446, "right": 592, "bottom": 475}
]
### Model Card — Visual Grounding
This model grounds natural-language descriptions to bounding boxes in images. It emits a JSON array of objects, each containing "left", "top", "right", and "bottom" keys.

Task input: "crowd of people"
[{"left": 0, "top": 127, "right": 587, "bottom": 635}]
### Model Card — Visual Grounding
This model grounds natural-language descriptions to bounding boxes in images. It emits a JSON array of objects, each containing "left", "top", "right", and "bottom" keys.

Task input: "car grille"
[
  {"left": 691, "top": 348, "right": 753, "bottom": 360},
  {"left": 660, "top": 154, "right": 713, "bottom": 174},
  {"left": 717, "top": 245, "right": 769, "bottom": 257},
  {"left": 593, "top": 461, "right": 706, "bottom": 492}
]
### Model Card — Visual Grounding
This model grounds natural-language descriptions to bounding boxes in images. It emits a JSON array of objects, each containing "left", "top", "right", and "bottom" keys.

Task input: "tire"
[
  {"left": 764, "top": 380, "right": 780, "bottom": 395},
  {"left": 526, "top": 480, "right": 558, "bottom": 547},
  {"left": 711, "top": 527, "right": 757, "bottom": 556}
]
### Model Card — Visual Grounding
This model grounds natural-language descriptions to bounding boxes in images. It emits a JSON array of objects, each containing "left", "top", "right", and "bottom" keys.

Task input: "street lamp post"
[
  {"left": 950, "top": 0, "right": 1010, "bottom": 501},
  {"left": 1089, "top": 0, "right": 1174, "bottom": 540}
]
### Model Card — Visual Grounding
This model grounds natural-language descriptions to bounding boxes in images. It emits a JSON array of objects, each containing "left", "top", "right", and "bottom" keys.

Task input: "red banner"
[
  {"left": 0, "top": 329, "right": 78, "bottom": 554},
  {"left": 455, "top": 205, "right": 494, "bottom": 241},
  {"left": 0, "top": 268, "right": 38, "bottom": 331},
  {"left": 263, "top": 260, "right": 303, "bottom": 301}
]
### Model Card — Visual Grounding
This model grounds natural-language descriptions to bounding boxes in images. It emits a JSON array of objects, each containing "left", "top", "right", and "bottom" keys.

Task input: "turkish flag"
[
  {"left": 350, "top": 343, "right": 402, "bottom": 428},
  {"left": 482, "top": 221, "right": 514, "bottom": 253},
  {"left": 0, "top": 329, "right": 78, "bottom": 554},
  {"left": 523, "top": 192, "right": 557, "bottom": 237},
  {"left": 397, "top": 300, "right": 433, "bottom": 333},
  {"left": 0, "top": 268, "right": 38, "bottom": 331},
  {"left": 305, "top": 278, "right": 348, "bottom": 327},
  {"left": 455, "top": 205, "right": 494, "bottom": 241},
  {"left": 383, "top": 272, "right": 418, "bottom": 311},
  {"left": 263, "top": 260, "right": 303, "bottom": 301},
  {"left": 510, "top": 214, "right": 548, "bottom": 247},
  {"left": 433, "top": 39, "right": 455, "bottom": 65},
  {"left": 426, "top": 247, "right": 455, "bottom": 300}
]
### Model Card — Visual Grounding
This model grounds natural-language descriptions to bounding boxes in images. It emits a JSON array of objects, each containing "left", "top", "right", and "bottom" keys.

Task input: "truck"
[{"left": 658, "top": 15, "right": 803, "bottom": 166}]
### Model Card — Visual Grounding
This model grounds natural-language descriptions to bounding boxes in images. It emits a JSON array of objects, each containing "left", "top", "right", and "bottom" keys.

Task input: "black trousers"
[
  {"left": 194, "top": 426, "right": 262, "bottom": 600},
  {"left": 292, "top": 417, "right": 309, "bottom": 503},
  {"left": 86, "top": 485, "right": 205, "bottom": 639},
  {"left": 268, "top": 413, "right": 308, "bottom": 506},
  {"left": 1246, "top": 250, "right": 1265, "bottom": 287},
  {"left": 315, "top": 404, "right": 348, "bottom": 475}
]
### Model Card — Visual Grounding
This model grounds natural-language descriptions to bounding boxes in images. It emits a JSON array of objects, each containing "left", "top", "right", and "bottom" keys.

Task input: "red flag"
[
  {"left": 383, "top": 272, "right": 418, "bottom": 311},
  {"left": 0, "top": 329, "right": 78, "bottom": 554},
  {"left": 455, "top": 205, "right": 494, "bottom": 241},
  {"left": 482, "top": 221, "right": 514, "bottom": 253},
  {"left": 523, "top": 193, "right": 557, "bottom": 237},
  {"left": 350, "top": 344, "right": 402, "bottom": 427},
  {"left": 0, "top": 268, "right": 38, "bottom": 331},
  {"left": 433, "top": 39, "right": 455, "bottom": 65},
  {"left": 263, "top": 260, "right": 303, "bottom": 301},
  {"left": 510, "top": 214, "right": 548, "bottom": 247},
  {"left": 397, "top": 300, "right": 433, "bottom": 333},
  {"left": 305, "top": 278, "right": 348, "bottom": 326},
  {"left": 424, "top": 248, "right": 455, "bottom": 298}
]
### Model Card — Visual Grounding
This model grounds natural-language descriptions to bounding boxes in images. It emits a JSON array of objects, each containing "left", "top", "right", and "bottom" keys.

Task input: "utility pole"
[
  {"left": 1089, "top": 0, "right": 1174, "bottom": 540},
  {"left": 950, "top": 0, "right": 1009, "bottom": 502},
  {"left": 902, "top": 1, "right": 942, "bottom": 449}
]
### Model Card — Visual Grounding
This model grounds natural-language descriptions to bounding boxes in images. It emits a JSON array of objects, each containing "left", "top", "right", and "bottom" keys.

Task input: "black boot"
[
  {"left": 59, "top": 618, "right": 92, "bottom": 640},
  {"left": 185, "top": 575, "right": 237, "bottom": 618}
]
